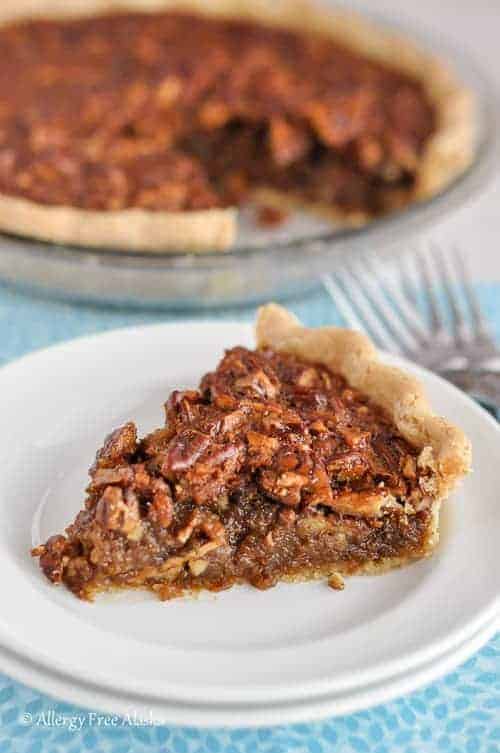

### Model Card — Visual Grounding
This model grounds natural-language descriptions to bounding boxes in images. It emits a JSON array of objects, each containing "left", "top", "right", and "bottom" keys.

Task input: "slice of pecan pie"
[
  {"left": 0, "top": 1, "right": 473, "bottom": 251},
  {"left": 32, "top": 305, "right": 471, "bottom": 600}
]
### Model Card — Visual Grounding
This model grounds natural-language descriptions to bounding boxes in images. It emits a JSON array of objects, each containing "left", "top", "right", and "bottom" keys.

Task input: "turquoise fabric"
[{"left": 0, "top": 281, "right": 498, "bottom": 752}]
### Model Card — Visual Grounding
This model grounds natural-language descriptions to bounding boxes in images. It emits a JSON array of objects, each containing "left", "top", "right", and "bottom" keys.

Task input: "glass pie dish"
[{"left": 0, "top": 9, "right": 497, "bottom": 310}]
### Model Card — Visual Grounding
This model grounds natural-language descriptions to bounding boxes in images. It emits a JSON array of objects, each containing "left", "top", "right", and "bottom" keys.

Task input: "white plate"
[
  {"left": 0, "top": 322, "right": 498, "bottom": 724},
  {"left": 0, "top": 607, "right": 496, "bottom": 728}
]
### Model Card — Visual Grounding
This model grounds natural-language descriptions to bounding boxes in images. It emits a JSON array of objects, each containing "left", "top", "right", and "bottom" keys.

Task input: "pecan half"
[{"left": 162, "top": 429, "right": 211, "bottom": 475}]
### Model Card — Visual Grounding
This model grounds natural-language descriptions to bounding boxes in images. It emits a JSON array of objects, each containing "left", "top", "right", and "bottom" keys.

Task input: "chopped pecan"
[
  {"left": 92, "top": 422, "right": 137, "bottom": 471},
  {"left": 279, "top": 508, "right": 297, "bottom": 527},
  {"left": 176, "top": 510, "right": 200, "bottom": 544},
  {"left": 297, "top": 368, "right": 318, "bottom": 388},
  {"left": 307, "top": 464, "right": 334, "bottom": 506},
  {"left": 306, "top": 88, "right": 379, "bottom": 148},
  {"left": 33, "top": 535, "right": 68, "bottom": 584},
  {"left": 95, "top": 485, "right": 142, "bottom": 538},
  {"left": 140, "top": 426, "right": 172, "bottom": 456},
  {"left": 189, "top": 558, "right": 208, "bottom": 576},
  {"left": 262, "top": 407, "right": 303, "bottom": 432},
  {"left": 219, "top": 408, "right": 248, "bottom": 435},
  {"left": 246, "top": 431, "right": 279, "bottom": 466},
  {"left": 277, "top": 452, "right": 299, "bottom": 471},
  {"left": 213, "top": 394, "right": 238, "bottom": 411},
  {"left": 297, "top": 516, "right": 329, "bottom": 537},
  {"left": 165, "top": 389, "right": 201, "bottom": 425},
  {"left": 156, "top": 75, "right": 181, "bottom": 107},
  {"left": 188, "top": 441, "right": 245, "bottom": 505},
  {"left": 198, "top": 101, "right": 231, "bottom": 129},
  {"left": 200, "top": 514, "right": 226, "bottom": 546},
  {"left": 259, "top": 469, "right": 308, "bottom": 506},
  {"left": 90, "top": 466, "right": 134, "bottom": 488},
  {"left": 234, "top": 370, "right": 278, "bottom": 399},
  {"left": 309, "top": 419, "right": 328, "bottom": 435},
  {"left": 328, "top": 573, "right": 345, "bottom": 591},
  {"left": 355, "top": 136, "right": 384, "bottom": 171},
  {"left": 326, "top": 489, "right": 398, "bottom": 517},
  {"left": 327, "top": 451, "right": 369, "bottom": 482},
  {"left": 148, "top": 479, "right": 174, "bottom": 528},
  {"left": 338, "top": 426, "right": 371, "bottom": 449},
  {"left": 402, "top": 455, "right": 417, "bottom": 480},
  {"left": 268, "top": 117, "right": 312, "bottom": 167},
  {"left": 175, "top": 510, "right": 225, "bottom": 547},
  {"left": 133, "top": 463, "right": 152, "bottom": 491}
]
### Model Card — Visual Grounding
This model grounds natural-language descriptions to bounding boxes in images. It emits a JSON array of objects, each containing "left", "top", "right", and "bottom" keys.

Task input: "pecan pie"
[
  {"left": 32, "top": 305, "right": 471, "bottom": 600},
  {"left": 0, "top": 1, "right": 473, "bottom": 251}
]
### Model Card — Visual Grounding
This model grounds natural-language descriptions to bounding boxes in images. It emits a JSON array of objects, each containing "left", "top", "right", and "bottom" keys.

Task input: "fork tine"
[
  {"left": 323, "top": 270, "right": 386, "bottom": 348},
  {"left": 342, "top": 264, "right": 413, "bottom": 354},
  {"left": 335, "top": 266, "right": 405, "bottom": 352},
  {"left": 398, "top": 248, "right": 420, "bottom": 307},
  {"left": 453, "top": 247, "right": 494, "bottom": 343},
  {"left": 346, "top": 258, "right": 418, "bottom": 355},
  {"left": 321, "top": 273, "right": 367, "bottom": 333},
  {"left": 323, "top": 269, "right": 403, "bottom": 352},
  {"left": 416, "top": 248, "right": 446, "bottom": 333},
  {"left": 364, "top": 253, "right": 430, "bottom": 343},
  {"left": 432, "top": 244, "right": 468, "bottom": 347}
]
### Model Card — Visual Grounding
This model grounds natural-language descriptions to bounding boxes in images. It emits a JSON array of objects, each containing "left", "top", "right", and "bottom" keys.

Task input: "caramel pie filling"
[
  {"left": 0, "top": 11, "right": 435, "bottom": 218},
  {"left": 33, "top": 348, "right": 439, "bottom": 600}
]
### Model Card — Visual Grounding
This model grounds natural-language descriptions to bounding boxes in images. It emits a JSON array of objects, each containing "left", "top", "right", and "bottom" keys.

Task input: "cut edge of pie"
[
  {"left": 0, "top": 0, "right": 475, "bottom": 252},
  {"left": 32, "top": 303, "right": 471, "bottom": 601}
]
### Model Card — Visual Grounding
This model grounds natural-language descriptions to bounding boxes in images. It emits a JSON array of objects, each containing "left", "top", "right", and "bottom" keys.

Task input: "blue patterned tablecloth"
[{"left": 0, "top": 281, "right": 498, "bottom": 753}]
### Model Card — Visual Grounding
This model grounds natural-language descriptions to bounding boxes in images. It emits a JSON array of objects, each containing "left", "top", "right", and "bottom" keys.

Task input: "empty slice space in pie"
[{"left": 32, "top": 305, "right": 471, "bottom": 600}]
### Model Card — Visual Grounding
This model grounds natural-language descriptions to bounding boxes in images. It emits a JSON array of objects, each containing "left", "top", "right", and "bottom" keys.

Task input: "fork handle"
[{"left": 440, "top": 369, "right": 500, "bottom": 420}]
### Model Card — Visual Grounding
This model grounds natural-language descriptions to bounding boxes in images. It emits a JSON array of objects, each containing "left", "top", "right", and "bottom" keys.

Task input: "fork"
[{"left": 322, "top": 246, "right": 500, "bottom": 416}]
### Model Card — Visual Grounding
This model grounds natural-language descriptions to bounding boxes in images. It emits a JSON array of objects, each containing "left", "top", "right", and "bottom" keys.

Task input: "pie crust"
[
  {"left": 0, "top": 0, "right": 474, "bottom": 253},
  {"left": 32, "top": 304, "right": 471, "bottom": 599}
]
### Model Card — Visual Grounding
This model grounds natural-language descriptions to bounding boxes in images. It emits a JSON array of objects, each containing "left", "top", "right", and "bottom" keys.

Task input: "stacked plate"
[{"left": 0, "top": 322, "right": 498, "bottom": 727}]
